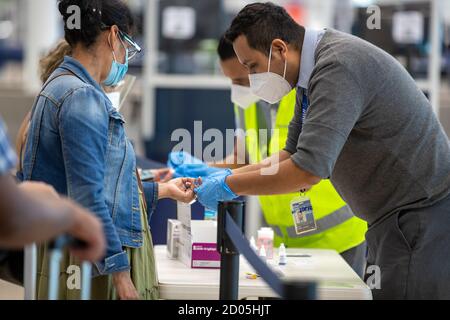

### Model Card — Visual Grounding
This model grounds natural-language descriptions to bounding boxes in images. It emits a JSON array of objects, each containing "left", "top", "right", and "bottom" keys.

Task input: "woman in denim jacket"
[{"left": 19, "top": 0, "right": 196, "bottom": 300}]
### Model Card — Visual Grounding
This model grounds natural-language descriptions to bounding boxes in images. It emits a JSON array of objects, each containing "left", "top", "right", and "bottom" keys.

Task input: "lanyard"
[
  {"left": 299, "top": 90, "right": 310, "bottom": 196},
  {"left": 301, "top": 90, "right": 309, "bottom": 126}
]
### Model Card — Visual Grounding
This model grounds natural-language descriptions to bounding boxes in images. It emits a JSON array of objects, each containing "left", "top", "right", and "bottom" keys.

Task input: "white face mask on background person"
[
  {"left": 249, "top": 45, "right": 292, "bottom": 104},
  {"left": 231, "top": 84, "right": 260, "bottom": 109}
]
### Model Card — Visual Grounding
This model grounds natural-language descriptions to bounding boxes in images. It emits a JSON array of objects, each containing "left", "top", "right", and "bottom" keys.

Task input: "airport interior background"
[{"left": 0, "top": 1, "right": 450, "bottom": 299}]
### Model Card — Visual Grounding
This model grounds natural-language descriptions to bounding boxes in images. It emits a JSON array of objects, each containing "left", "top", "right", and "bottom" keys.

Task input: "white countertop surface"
[{"left": 155, "top": 245, "right": 372, "bottom": 300}]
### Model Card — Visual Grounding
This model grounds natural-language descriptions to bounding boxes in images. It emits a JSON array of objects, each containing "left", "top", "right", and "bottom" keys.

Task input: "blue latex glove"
[
  {"left": 194, "top": 170, "right": 238, "bottom": 211},
  {"left": 208, "top": 168, "right": 232, "bottom": 179},
  {"left": 168, "top": 151, "right": 231, "bottom": 178},
  {"left": 173, "top": 163, "right": 226, "bottom": 178},
  {"left": 167, "top": 151, "right": 203, "bottom": 169}
]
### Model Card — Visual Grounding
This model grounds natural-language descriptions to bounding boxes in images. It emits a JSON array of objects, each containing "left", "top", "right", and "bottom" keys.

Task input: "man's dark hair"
[
  {"left": 217, "top": 34, "right": 237, "bottom": 61},
  {"left": 58, "top": 0, "right": 135, "bottom": 48},
  {"left": 225, "top": 2, "right": 305, "bottom": 55}
]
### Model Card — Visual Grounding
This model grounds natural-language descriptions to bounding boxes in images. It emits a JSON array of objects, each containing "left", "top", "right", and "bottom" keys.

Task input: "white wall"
[
  {"left": 443, "top": 0, "right": 450, "bottom": 24},
  {"left": 23, "top": 0, "right": 59, "bottom": 92}
]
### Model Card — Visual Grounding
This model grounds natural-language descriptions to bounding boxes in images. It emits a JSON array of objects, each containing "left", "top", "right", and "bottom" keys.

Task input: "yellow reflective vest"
[{"left": 234, "top": 90, "right": 367, "bottom": 253}]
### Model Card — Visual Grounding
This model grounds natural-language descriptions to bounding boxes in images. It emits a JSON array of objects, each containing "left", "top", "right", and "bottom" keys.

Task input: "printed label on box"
[{"left": 191, "top": 243, "right": 221, "bottom": 269}]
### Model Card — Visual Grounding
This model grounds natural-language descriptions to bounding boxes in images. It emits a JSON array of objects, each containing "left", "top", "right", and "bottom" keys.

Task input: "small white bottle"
[
  {"left": 259, "top": 244, "right": 267, "bottom": 263},
  {"left": 278, "top": 243, "right": 287, "bottom": 265},
  {"left": 257, "top": 228, "right": 274, "bottom": 259},
  {"left": 250, "top": 237, "right": 258, "bottom": 252}
]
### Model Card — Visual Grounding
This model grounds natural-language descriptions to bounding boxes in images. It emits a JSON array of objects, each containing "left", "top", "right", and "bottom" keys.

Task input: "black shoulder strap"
[{"left": 136, "top": 169, "right": 148, "bottom": 214}]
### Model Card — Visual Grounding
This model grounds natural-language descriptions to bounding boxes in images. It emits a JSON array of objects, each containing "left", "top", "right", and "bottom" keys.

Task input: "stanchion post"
[
  {"left": 217, "top": 200, "right": 245, "bottom": 300},
  {"left": 283, "top": 281, "right": 317, "bottom": 300}
]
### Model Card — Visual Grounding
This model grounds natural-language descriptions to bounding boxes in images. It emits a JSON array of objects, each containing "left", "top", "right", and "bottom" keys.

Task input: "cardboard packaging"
[{"left": 176, "top": 202, "right": 221, "bottom": 269}]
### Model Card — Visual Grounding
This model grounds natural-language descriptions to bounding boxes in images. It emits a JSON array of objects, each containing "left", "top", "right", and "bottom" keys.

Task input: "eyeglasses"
[
  {"left": 118, "top": 30, "right": 142, "bottom": 61},
  {"left": 101, "top": 24, "right": 142, "bottom": 61}
]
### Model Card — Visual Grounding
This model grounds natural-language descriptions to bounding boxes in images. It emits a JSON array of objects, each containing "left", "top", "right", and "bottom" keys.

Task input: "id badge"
[{"left": 290, "top": 195, "right": 317, "bottom": 235}]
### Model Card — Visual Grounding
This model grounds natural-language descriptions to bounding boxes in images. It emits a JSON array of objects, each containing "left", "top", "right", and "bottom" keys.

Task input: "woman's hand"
[
  {"left": 112, "top": 271, "right": 140, "bottom": 300},
  {"left": 158, "top": 178, "right": 199, "bottom": 203}
]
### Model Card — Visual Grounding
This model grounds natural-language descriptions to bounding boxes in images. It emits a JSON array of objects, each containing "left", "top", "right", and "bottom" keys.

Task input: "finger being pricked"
[
  {"left": 183, "top": 186, "right": 198, "bottom": 204},
  {"left": 182, "top": 177, "right": 201, "bottom": 190}
]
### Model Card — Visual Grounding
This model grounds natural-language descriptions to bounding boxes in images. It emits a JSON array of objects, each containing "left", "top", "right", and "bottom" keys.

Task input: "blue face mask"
[{"left": 103, "top": 43, "right": 129, "bottom": 87}]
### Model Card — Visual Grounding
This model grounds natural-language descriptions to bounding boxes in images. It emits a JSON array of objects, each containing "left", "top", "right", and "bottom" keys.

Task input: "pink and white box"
[{"left": 176, "top": 203, "right": 221, "bottom": 269}]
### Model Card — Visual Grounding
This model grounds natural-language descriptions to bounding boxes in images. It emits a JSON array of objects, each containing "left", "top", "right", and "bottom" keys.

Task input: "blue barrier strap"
[{"left": 225, "top": 213, "right": 283, "bottom": 297}]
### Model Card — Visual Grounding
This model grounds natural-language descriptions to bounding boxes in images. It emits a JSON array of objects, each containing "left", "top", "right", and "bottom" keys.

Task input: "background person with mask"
[
  {"left": 194, "top": 2, "right": 450, "bottom": 299},
  {"left": 19, "top": 0, "right": 197, "bottom": 300},
  {"left": 217, "top": 35, "right": 367, "bottom": 277}
]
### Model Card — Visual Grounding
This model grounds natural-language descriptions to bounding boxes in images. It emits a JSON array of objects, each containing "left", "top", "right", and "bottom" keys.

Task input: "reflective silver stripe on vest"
[
  {"left": 237, "top": 107, "right": 246, "bottom": 131},
  {"left": 272, "top": 225, "right": 284, "bottom": 238},
  {"left": 270, "top": 206, "right": 355, "bottom": 239}
]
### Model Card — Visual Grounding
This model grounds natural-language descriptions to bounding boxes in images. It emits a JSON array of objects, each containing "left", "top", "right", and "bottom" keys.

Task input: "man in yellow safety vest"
[{"left": 217, "top": 35, "right": 368, "bottom": 276}]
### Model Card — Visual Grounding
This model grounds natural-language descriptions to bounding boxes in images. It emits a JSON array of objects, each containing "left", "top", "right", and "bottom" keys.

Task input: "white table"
[{"left": 155, "top": 245, "right": 372, "bottom": 300}]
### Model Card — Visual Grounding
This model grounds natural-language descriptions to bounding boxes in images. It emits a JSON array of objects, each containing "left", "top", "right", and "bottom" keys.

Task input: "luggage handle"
[
  {"left": 24, "top": 236, "right": 92, "bottom": 300},
  {"left": 48, "top": 235, "right": 92, "bottom": 300},
  {"left": 48, "top": 235, "right": 87, "bottom": 251}
]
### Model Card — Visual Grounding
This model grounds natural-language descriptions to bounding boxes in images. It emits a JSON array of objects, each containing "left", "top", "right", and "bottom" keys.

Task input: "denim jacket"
[{"left": 18, "top": 56, "right": 158, "bottom": 275}]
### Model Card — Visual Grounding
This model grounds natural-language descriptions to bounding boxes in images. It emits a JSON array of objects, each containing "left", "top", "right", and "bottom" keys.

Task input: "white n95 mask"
[
  {"left": 249, "top": 45, "right": 292, "bottom": 104},
  {"left": 231, "top": 84, "right": 259, "bottom": 109}
]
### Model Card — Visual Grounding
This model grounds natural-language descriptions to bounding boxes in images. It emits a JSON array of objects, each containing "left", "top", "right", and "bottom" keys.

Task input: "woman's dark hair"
[
  {"left": 58, "top": 0, "right": 135, "bottom": 48},
  {"left": 225, "top": 2, "right": 305, "bottom": 56},
  {"left": 217, "top": 34, "right": 237, "bottom": 62}
]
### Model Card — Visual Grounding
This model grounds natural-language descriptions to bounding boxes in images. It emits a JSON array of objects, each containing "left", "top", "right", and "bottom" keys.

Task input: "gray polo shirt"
[{"left": 285, "top": 29, "right": 450, "bottom": 225}]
